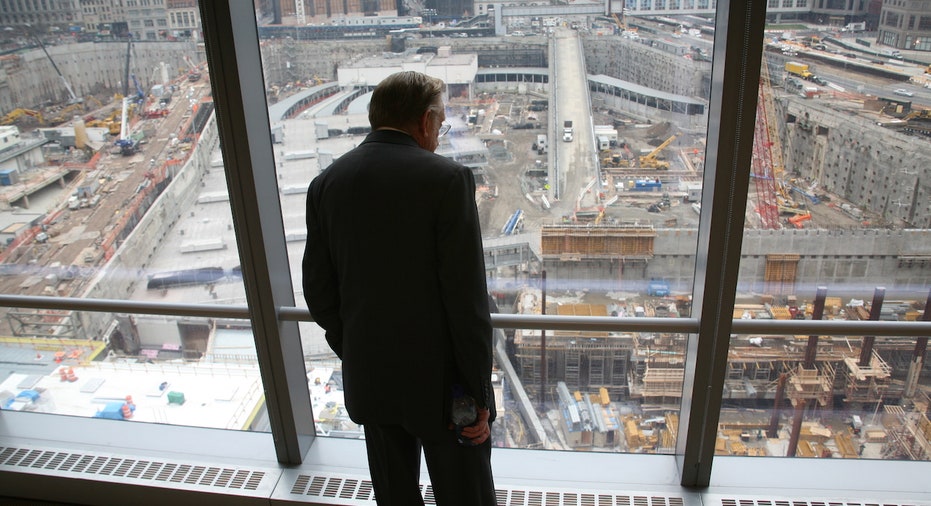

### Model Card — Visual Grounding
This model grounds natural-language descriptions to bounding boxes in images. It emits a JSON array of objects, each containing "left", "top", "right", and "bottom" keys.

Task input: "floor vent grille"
[
  {"left": 0, "top": 444, "right": 272, "bottom": 494},
  {"left": 288, "top": 472, "right": 690, "bottom": 505},
  {"left": 719, "top": 501, "right": 920, "bottom": 506}
]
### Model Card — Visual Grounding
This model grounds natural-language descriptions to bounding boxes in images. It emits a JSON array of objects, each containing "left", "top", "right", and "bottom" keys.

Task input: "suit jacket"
[{"left": 303, "top": 129, "right": 494, "bottom": 442}]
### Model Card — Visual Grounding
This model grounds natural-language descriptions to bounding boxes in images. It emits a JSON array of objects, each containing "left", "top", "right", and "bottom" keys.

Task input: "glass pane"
[
  {"left": 721, "top": 333, "right": 930, "bottom": 461},
  {"left": 0, "top": 3, "right": 261, "bottom": 430},
  {"left": 730, "top": 7, "right": 931, "bottom": 460},
  {"left": 498, "top": 325, "right": 688, "bottom": 452},
  {"left": 0, "top": 312, "right": 269, "bottom": 431},
  {"left": 263, "top": 6, "right": 714, "bottom": 446}
]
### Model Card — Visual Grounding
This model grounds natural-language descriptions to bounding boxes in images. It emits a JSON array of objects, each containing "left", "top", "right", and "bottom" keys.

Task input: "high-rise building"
[{"left": 0, "top": 0, "right": 80, "bottom": 29}]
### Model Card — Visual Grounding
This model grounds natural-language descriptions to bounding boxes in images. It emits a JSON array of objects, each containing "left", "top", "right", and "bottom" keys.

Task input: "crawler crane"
[{"left": 750, "top": 56, "right": 786, "bottom": 229}]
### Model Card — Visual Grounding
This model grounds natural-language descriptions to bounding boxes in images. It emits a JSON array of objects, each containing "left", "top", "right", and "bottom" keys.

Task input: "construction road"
[{"left": 0, "top": 74, "right": 212, "bottom": 329}]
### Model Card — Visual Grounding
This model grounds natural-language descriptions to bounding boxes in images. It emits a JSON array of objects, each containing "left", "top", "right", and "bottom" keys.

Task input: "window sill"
[{"left": 2, "top": 412, "right": 928, "bottom": 505}]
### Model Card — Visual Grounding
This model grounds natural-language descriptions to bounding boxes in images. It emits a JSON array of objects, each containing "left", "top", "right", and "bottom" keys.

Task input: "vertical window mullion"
[
  {"left": 199, "top": 1, "right": 315, "bottom": 465},
  {"left": 676, "top": 0, "right": 765, "bottom": 488}
]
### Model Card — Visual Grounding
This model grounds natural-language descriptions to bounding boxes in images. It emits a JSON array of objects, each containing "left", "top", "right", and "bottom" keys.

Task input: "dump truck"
[
  {"left": 563, "top": 120, "right": 573, "bottom": 142},
  {"left": 785, "top": 61, "right": 812, "bottom": 80}
]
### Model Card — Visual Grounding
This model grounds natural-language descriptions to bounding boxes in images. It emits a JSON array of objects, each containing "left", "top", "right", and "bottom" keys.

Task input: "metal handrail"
[{"left": 2, "top": 294, "right": 929, "bottom": 337}]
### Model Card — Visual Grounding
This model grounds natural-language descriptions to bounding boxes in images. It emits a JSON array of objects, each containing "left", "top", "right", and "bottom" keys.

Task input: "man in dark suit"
[{"left": 303, "top": 71, "right": 497, "bottom": 505}]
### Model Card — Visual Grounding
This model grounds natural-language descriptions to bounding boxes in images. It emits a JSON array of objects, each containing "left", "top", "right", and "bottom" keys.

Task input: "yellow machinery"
[
  {"left": 48, "top": 102, "right": 86, "bottom": 125},
  {"left": 639, "top": 134, "right": 676, "bottom": 169},
  {"left": 612, "top": 12, "right": 626, "bottom": 31},
  {"left": 1, "top": 108, "right": 45, "bottom": 126},
  {"left": 86, "top": 107, "right": 123, "bottom": 135}
]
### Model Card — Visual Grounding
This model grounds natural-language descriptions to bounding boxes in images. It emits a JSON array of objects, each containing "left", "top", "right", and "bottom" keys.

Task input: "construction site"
[{"left": 0, "top": 14, "right": 928, "bottom": 461}]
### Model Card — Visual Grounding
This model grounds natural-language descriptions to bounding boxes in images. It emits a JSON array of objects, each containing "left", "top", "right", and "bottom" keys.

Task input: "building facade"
[{"left": 877, "top": 0, "right": 931, "bottom": 51}]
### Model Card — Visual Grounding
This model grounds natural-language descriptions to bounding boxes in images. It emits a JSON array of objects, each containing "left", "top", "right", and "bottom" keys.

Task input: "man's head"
[{"left": 369, "top": 71, "right": 447, "bottom": 152}]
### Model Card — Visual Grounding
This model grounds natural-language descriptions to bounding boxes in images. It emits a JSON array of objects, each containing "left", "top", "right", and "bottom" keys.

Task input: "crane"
[
  {"left": 122, "top": 35, "right": 133, "bottom": 99},
  {"left": 639, "top": 134, "right": 676, "bottom": 169},
  {"left": 30, "top": 29, "right": 81, "bottom": 105},
  {"left": 750, "top": 55, "right": 783, "bottom": 229},
  {"left": 131, "top": 73, "right": 145, "bottom": 105},
  {"left": 113, "top": 34, "right": 143, "bottom": 155},
  {"left": 182, "top": 55, "right": 201, "bottom": 82},
  {"left": 115, "top": 97, "right": 138, "bottom": 155},
  {"left": 612, "top": 12, "right": 626, "bottom": 32}
]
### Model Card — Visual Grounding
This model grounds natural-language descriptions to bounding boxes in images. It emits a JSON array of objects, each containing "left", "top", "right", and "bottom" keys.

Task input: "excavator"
[
  {"left": 47, "top": 102, "right": 86, "bottom": 125},
  {"left": 902, "top": 108, "right": 931, "bottom": 136},
  {"left": 1, "top": 108, "right": 44, "bottom": 126},
  {"left": 85, "top": 107, "right": 123, "bottom": 135},
  {"left": 788, "top": 213, "right": 812, "bottom": 228}
]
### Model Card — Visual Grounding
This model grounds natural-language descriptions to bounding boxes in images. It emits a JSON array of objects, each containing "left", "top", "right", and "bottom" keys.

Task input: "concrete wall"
[
  {"left": 78, "top": 115, "right": 220, "bottom": 339},
  {"left": 782, "top": 98, "right": 931, "bottom": 228},
  {"left": 0, "top": 41, "right": 206, "bottom": 113},
  {"left": 582, "top": 36, "right": 711, "bottom": 99},
  {"left": 541, "top": 227, "right": 931, "bottom": 299}
]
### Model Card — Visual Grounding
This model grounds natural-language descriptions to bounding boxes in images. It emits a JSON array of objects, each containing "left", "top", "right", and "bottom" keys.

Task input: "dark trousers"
[{"left": 363, "top": 423, "right": 497, "bottom": 506}]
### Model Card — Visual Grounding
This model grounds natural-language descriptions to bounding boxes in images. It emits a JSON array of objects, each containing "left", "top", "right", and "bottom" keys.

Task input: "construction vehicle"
[
  {"left": 562, "top": 120, "right": 573, "bottom": 142},
  {"left": 647, "top": 279, "right": 670, "bottom": 297},
  {"left": 115, "top": 97, "right": 138, "bottom": 155},
  {"left": 612, "top": 11, "right": 626, "bottom": 32},
  {"left": 183, "top": 55, "right": 201, "bottom": 82},
  {"left": 47, "top": 102, "right": 86, "bottom": 124},
  {"left": 130, "top": 74, "right": 146, "bottom": 106},
  {"left": 85, "top": 95, "right": 104, "bottom": 109},
  {"left": 0, "top": 108, "right": 44, "bottom": 126},
  {"left": 143, "top": 105, "right": 169, "bottom": 119},
  {"left": 901, "top": 108, "right": 931, "bottom": 136},
  {"left": 752, "top": 52, "right": 790, "bottom": 229},
  {"left": 785, "top": 61, "right": 813, "bottom": 80},
  {"left": 86, "top": 107, "right": 123, "bottom": 135},
  {"left": 788, "top": 213, "right": 812, "bottom": 228},
  {"left": 639, "top": 134, "right": 676, "bottom": 169},
  {"left": 841, "top": 21, "right": 866, "bottom": 32}
]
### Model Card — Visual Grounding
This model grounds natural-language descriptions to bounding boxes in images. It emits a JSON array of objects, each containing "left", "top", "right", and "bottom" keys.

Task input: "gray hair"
[{"left": 368, "top": 71, "right": 446, "bottom": 131}]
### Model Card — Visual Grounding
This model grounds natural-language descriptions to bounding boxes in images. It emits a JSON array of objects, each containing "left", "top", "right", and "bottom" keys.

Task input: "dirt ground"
[{"left": 462, "top": 93, "right": 708, "bottom": 239}]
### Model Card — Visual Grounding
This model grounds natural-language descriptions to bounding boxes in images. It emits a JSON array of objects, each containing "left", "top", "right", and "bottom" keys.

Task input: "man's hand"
[{"left": 459, "top": 408, "right": 491, "bottom": 445}]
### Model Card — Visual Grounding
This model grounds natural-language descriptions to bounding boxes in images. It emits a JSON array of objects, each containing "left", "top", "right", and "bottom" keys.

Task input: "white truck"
[
  {"left": 842, "top": 22, "right": 866, "bottom": 32},
  {"left": 536, "top": 134, "right": 547, "bottom": 154},
  {"left": 562, "top": 120, "right": 573, "bottom": 142}
]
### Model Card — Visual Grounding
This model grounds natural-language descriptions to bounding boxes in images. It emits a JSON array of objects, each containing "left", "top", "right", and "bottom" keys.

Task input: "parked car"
[{"left": 894, "top": 88, "right": 914, "bottom": 97}]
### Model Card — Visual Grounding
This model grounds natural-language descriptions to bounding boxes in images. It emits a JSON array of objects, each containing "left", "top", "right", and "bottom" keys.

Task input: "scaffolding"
[
  {"left": 6, "top": 308, "right": 85, "bottom": 340},
  {"left": 787, "top": 362, "right": 835, "bottom": 407},
  {"left": 843, "top": 350, "right": 893, "bottom": 404},
  {"left": 883, "top": 403, "right": 931, "bottom": 460}
]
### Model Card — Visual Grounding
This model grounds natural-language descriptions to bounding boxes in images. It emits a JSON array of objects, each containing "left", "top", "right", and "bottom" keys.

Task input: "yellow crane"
[
  {"left": 612, "top": 12, "right": 626, "bottom": 31},
  {"left": 639, "top": 134, "right": 677, "bottom": 169}
]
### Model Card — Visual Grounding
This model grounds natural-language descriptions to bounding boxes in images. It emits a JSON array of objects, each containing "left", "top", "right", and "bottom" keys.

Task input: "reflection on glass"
[
  {"left": 0, "top": 4, "right": 264, "bottom": 430},
  {"left": 732, "top": 5, "right": 931, "bottom": 460},
  {"left": 502, "top": 323, "right": 687, "bottom": 453},
  {"left": 259, "top": 7, "right": 712, "bottom": 447},
  {"left": 0, "top": 313, "right": 269, "bottom": 431}
]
